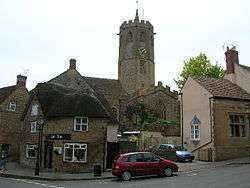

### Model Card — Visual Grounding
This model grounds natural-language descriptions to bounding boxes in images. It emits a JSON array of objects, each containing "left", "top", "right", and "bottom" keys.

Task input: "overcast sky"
[{"left": 0, "top": 0, "right": 249, "bottom": 91}]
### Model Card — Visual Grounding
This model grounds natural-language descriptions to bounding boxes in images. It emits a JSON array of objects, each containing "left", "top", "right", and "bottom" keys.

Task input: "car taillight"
[{"left": 115, "top": 165, "right": 120, "bottom": 169}]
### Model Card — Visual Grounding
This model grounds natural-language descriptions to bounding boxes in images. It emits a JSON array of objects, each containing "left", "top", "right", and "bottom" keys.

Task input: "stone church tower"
[{"left": 118, "top": 9, "right": 155, "bottom": 94}]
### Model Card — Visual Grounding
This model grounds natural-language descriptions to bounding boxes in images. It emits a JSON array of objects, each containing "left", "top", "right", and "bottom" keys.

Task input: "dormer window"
[
  {"left": 8, "top": 102, "right": 16, "bottom": 112},
  {"left": 74, "top": 117, "right": 88, "bottom": 132},
  {"left": 31, "top": 104, "right": 38, "bottom": 116}
]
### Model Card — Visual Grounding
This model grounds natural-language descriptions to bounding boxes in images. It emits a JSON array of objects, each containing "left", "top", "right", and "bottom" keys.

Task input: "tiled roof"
[
  {"left": 85, "top": 77, "right": 126, "bottom": 98},
  {"left": 239, "top": 64, "right": 250, "bottom": 71},
  {"left": 33, "top": 83, "right": 109, "bottom": 118},
  {"left": 0, "top": 85, "right": 16, "bottom": 104},
  {"left": 191, "top": 76, "right": 250, "bottom": 100}
]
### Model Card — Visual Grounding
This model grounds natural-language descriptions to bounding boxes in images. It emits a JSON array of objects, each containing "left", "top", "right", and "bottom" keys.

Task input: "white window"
[
  {"left": 191, "top": 115, "right": 201, "bottom": 141},
  {"left": 74, "top": 117, "right": 88, "bottom": 132},
  {"left": 30, "top": 122, "right": 37, "bottom": 133},
  {"left": 63, "top": 143, "right": 87, "bottom": 163},
  {"left": 191, "top": 124, "right": 200, "bottom": 140},
  {"left": 8, "top": 102, "right": 16, "bottom": 112},
  {"left": 31, "top": 104, "right": 38, "bottom": 116},
  {"left": 26, "top": 144, "right": 36, "bottom": 158}
]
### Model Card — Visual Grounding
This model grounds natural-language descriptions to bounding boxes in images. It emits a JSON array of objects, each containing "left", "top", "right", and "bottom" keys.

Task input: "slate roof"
[
  {"left": 33, "top": 83, "right": 109, "bottom": 118},
  {"left": 0, "top": 85, "right": 16, "bottom": 104},
  {"left": 191, "top": 76, "right": 250, "bottom": 100},
  {"left": 85, "top": 77, "right": 126, "bottom": 98}
]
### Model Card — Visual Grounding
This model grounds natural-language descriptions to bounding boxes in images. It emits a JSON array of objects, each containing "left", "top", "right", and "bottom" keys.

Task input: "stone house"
[
  {"left": 0, "top": 75, "right": 29, "bottom": 160},
  {"left": 182, "top": 47, "right": 250, "bottom": 161},
  {"left": 20, "top": 82, "right": 117, "bottom": 172}
]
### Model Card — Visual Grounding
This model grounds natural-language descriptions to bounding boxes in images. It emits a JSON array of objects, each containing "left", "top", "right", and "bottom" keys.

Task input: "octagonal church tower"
[{"left": 118, "top": 9, "right": 155, "bottom": 94}]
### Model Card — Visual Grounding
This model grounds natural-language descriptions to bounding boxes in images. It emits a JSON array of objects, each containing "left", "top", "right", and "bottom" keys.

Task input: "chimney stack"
[
  {"left": 225, "top": 46, "right": 239, "bottom": 74},
  {"left": 69, "top": 59, "right": 76, "bottom": 69},
  {"left": 16, "top": 75, "right": 27, "bottom": 87}
]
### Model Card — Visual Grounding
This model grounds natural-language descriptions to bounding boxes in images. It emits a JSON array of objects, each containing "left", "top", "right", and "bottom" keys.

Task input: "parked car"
[
  {"left": 159, "top": 144, "right": 195, "bottom": 162},
  {"left": 112, "top": 152, "right": 178, "bottom": 181}
]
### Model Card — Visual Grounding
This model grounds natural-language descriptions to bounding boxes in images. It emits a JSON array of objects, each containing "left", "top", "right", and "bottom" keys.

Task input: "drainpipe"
[{"left": 179, "top": 92, "right": 184, "bottom": 148}]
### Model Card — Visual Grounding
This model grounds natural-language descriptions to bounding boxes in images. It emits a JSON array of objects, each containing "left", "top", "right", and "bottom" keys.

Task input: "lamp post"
[{"left": 35, "top": 118, "right": 44, "bottom": 176}]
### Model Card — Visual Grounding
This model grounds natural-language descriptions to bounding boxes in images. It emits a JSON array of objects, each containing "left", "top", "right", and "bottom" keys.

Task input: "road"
[{"left": 0, "top": 164, "right": 250, "bottom": 188}]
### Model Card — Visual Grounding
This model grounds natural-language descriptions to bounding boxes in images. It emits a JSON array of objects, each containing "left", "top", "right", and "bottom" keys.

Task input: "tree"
[{"left": 175, "top": 53, "right": 224, "bottom": 90}]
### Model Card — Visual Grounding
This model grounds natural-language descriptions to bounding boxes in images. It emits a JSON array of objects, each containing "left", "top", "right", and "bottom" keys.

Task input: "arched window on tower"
[
  {"left": 161, "top": 109, "right": 167, "bottom": 120},
  {"left": 126, "top": 31, "right": 133, "bottom": 42},
  {"left": 112, "top": 107, "right": 118, "bottom": 120},
  {"left": 151, "top": 35, "right": 154, "bottom": 46},
  {"left": 140, "top": 31, "right": 146, "bottom": 42}
]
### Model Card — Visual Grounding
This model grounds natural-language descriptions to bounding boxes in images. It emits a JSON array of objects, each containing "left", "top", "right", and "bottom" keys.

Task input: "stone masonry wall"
[
  {"left": 213, "top": 99, "right": 250, "bottom": 161},
  {"left": 0, "top": 86, "right": 29, "bottom": 160}
]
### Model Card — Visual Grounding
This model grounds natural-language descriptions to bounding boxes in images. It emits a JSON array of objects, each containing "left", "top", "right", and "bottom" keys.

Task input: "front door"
[{"left": 43, "top": 141, "right": 53, "bottom": 169}]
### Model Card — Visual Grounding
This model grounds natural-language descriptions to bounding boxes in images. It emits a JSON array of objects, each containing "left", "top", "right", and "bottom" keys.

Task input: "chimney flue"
[
  {"left": 16, "top": 75, "right": 27, "bottom": 87},
  {"left": 225, "top": 47, "right": 239, "bottom": 74},
  {"left": 69, "top": 59, "right": 76, "bottom": 69}
]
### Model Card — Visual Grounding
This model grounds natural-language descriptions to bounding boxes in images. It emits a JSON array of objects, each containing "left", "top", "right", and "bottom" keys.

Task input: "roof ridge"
[{"left": 84, "top": 76, "right": 118, "bottom": 81}]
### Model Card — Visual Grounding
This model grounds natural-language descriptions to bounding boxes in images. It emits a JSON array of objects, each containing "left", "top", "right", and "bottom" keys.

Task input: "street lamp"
[{"left": 35, "top": 117, "right": 45, "bottom": 176}]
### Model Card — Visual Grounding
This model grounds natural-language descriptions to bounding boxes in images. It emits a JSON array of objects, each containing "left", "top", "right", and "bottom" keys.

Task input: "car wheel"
[
  {"left": 121, "top": 171, "right": 131, "bottom": 181},
  {"left": 164, "top": 167, "right": 173, "bottom": 177}
]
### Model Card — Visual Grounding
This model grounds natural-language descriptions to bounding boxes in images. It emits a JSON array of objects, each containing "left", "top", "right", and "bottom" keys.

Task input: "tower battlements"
[{"left": 120, "top": 20, "right": 153, "bottom": 32}]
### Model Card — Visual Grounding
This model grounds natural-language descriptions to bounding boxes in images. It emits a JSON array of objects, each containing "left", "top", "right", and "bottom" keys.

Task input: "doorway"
[{"left": 43, "top": 141, "right": 53, "bottom": 169}]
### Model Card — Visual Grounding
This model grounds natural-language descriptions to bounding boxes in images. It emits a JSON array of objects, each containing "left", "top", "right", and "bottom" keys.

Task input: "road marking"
[
  {"left": 11, "top": 178, "right": 65, "bottom": 188},
  {"left": 187, "top": 173, "right": 197, "bottom": 177}
]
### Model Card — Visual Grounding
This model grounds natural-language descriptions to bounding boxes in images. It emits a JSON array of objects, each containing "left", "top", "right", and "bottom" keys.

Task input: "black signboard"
[{"left": 46, "top": 134, "right": 71, "bottom": 140}]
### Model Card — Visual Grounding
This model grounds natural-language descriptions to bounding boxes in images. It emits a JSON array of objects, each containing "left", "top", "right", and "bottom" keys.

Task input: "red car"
[{"left": 112, "top": 152, "right": 178, "bottom": 181}]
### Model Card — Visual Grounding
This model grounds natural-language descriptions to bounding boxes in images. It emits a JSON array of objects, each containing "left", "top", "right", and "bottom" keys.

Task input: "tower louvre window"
[
  {"left": 140, "top": 32, "right": 146, "bottom": 42},
  {"left": 126, "top": 31, "right": 133, "bottom": 42}
]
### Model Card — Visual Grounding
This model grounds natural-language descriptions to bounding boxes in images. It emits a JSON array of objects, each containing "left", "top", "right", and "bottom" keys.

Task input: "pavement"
[{"left": 0, "top": 157, "right": 249, "bottom": 181}]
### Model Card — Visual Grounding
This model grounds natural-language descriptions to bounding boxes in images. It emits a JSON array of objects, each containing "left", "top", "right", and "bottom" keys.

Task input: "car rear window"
[{"left": 126, "top": 154, "right": 143, "bottom": 162}]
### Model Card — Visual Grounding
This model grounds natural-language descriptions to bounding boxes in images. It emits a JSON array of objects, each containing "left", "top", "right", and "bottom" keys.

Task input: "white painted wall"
[{"left": 181, "top": 77, "right": 213, "bottom": 151}]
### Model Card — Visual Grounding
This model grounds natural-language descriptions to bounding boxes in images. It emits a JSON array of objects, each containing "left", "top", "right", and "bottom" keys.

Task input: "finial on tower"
[{"left": 135, "top": 0, "right": 139, "bottom": 21}]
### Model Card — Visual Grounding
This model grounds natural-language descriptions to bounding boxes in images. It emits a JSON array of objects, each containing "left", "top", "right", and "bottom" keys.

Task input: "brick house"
[
  {"left": 0, "top": 75, "right": 29, "bottom": 160},
  {"left": 20, "top": 82, "right": 117, "bottom": 172},
  {"left": 182, "top": 47, "right": 250, "bottom": 161}
]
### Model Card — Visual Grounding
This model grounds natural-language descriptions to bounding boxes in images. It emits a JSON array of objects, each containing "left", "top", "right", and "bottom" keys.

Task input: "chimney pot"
[
  {"left": 69, "top": 59, "right": 76, "bottom": 69},
  {"left": 16, "top": 75, "right": 27, "bottom": 87}
]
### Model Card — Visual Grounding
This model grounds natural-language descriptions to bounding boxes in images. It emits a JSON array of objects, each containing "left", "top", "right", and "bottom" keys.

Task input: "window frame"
[
  {"left": 31, "top": 104, "right": 39, "bottom": 116},
  {"left": 74, "top": 117, "right": 88, "bottom": 132},
  {"left": 30, "top": 121, "right": 37, "bottom": 133},
  {"left": 8, "top": 102, "right": 16, "bottom": 112},
  {"left": 63, "top": 143, "right": 87, "bottom": 163},
  {"left": 191, "top": 123, "right": 200, "bottom": 141},
  {"left": 229, "top": 114, "right": 246, "bottom": 137},
  {"left": 26, "top": 144, "right": 37, "bottom": 159}
]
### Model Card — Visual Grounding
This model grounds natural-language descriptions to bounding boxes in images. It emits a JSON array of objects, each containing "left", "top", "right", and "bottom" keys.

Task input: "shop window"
[{"left": 64, "top": 143, "right": 87, "bottom": 163}]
